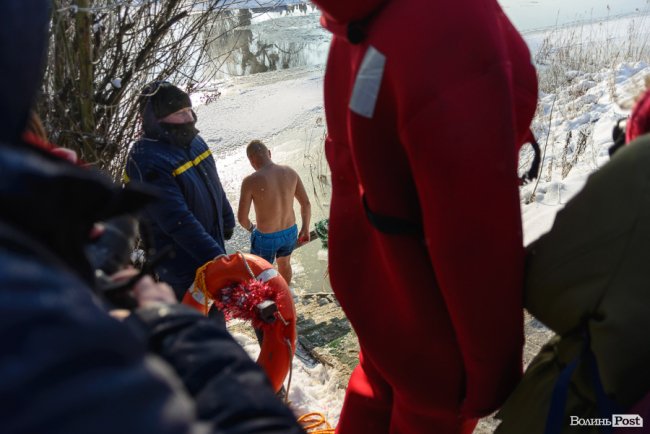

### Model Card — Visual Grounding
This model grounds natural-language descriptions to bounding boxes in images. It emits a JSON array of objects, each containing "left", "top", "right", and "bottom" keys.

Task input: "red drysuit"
[{"left": 311, "top": 0, "right": 538, "bottom": 432}]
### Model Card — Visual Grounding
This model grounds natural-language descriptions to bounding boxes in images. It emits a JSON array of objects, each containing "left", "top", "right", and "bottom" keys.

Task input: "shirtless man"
[{"left": 238, "top": 140, "right": 311, "bottom": 285}]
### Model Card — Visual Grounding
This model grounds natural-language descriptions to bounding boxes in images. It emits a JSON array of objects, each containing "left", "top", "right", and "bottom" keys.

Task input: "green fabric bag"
[{"left": 496, "top": 135, "right": 650, "bottom": 433}]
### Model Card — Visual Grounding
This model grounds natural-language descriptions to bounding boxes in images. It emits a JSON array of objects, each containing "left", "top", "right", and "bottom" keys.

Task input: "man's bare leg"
[{"left": 276, "top": 255, "right": 292, "bottom": 286}]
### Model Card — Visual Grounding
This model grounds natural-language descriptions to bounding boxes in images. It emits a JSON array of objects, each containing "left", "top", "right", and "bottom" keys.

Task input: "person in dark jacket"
[
  {"left": 0, "top": 2, "right": 303, "bottom": 433},
  {"left": 125, "top": 82, "right": 235, "bottom": 298}
]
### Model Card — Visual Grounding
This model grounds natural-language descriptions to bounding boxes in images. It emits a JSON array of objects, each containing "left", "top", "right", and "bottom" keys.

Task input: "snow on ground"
[
  {"left": 191, "top": 10, "right": 650, "bottom": 430},
  {"left": 520, "top": 60, "right": 650, "bottom": 244},
  {"left": 231, "top": 327, "right": 345, "bottom": 426}
]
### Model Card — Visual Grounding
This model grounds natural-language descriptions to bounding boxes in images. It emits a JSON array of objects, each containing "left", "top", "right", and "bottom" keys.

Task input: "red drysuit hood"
[
  {"left": 312, "top": 0, "right": 388, "bottom": 32},
  {"left": 626, "top": 89, "right": 650, "bottom": 143}
]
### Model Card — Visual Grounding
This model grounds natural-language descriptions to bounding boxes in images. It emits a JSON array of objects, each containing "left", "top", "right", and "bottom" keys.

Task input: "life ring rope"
[
  {"left": 237, "top": 250, "right": 256, "bottom": 279},
  {"left": 194, "top": 260, "right": 213, "bottom": 315},
  {"left": 297, "top": 412, "right": 335, "bottom": 433}
]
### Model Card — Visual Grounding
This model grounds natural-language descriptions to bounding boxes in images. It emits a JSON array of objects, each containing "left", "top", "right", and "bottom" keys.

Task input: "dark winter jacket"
[
  {"left": 497, "top": 134, "right": 650, "bottom": 433},
  {"left": 0, "top": 2, "right": 300, "bottom": 428},
  {"left": 126, "top": 127, "right": 235, "bottom": 295},
  {"left": 0, "top": 142, "right": 303, "bottom": 434}
]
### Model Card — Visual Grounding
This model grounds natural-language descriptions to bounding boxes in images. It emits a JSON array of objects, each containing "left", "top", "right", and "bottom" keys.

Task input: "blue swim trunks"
[{"left": 250, "top": 224, "right": 298, "bottom": 264}]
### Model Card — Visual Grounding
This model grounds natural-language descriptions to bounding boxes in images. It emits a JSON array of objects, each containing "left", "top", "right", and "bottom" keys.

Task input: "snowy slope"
[{"left": 520, "top": 61, "right": 650, "bottom": 243}]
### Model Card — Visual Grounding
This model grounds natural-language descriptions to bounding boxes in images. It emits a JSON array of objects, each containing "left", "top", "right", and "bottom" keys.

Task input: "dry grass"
[{"left": 523, "top": 15, "right": 650, "bottom": 196}]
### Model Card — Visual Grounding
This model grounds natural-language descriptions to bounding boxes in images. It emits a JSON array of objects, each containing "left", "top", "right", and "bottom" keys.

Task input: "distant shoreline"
[{"left": 521, "top": 9, "right": 650, "bottom": 35}]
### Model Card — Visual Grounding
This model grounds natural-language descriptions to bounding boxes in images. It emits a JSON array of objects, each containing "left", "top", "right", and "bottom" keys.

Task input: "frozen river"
[
  {"left": 209, "top": 0, "right": 650, "bottom": 78},
  {"left": 500, "top": 0, "right": 650, "bottom": 32}
]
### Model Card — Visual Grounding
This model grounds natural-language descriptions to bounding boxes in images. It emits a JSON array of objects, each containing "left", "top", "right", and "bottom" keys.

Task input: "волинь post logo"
[{"left": 569, "top": 415, "right": 643, "bottom": 428}]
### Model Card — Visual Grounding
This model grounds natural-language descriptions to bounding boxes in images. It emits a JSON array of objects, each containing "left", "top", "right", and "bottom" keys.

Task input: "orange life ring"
[{"left": 181, "top": 252, "right": 297, "bottom": 393}]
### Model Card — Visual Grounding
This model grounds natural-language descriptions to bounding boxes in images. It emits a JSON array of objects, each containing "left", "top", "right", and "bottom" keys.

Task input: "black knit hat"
[{"left": 141, "top": 81, "right": 192, "bottom": 120}]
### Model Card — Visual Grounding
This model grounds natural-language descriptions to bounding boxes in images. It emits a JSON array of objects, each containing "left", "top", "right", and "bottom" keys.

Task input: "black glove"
[
  {"left": 224, "top": 227, "right": 234, "bottom": 241},
  {"left": 609, "top": 117, "right": 627, "bottom": 157}
]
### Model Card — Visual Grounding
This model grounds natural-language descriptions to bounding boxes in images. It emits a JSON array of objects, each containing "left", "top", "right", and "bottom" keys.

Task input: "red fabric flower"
[{"left": 212, "top": 279, "right": 280, "bottom": 329}]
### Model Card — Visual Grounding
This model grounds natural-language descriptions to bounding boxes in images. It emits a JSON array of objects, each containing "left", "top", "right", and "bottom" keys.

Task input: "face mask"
[{"left": 160, "top": 121, "right": 199, "bottom": 147}]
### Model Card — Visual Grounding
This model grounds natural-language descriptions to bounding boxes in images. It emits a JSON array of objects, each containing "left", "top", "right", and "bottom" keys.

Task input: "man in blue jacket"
[{"left": 126, "top": 82, "right": 235, "bottom": 298}]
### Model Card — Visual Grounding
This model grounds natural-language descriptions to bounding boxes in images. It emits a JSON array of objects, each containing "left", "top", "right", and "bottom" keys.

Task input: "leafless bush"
[
  {"left": 39, "top": 0, "right": 260, "bottom": 178},
  {"left": 559, "top": 127, "right": 590, "bottom": 178},
  {"left": 302, "top": 116, "right": 329, "bottom": 211}
]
